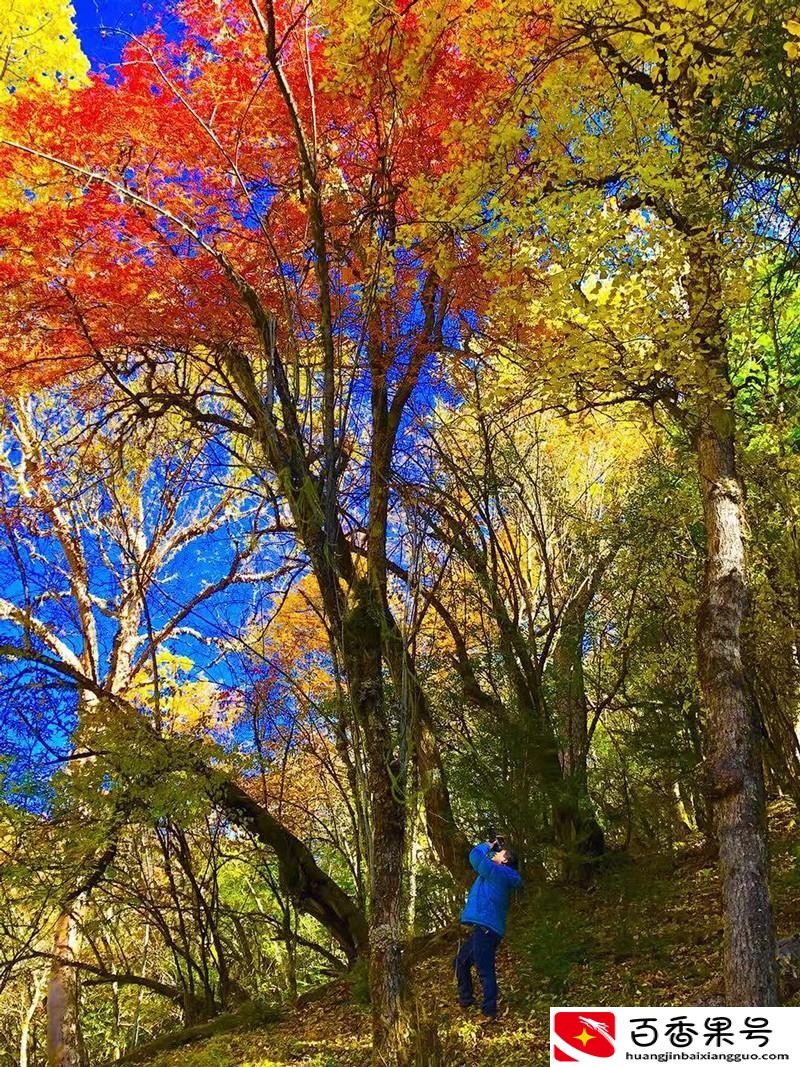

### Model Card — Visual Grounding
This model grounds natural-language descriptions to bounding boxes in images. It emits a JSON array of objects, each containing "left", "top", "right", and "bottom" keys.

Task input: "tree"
[
  {"left": 475, "top": 0, "right": 800, "bottom": 1003},
  {"left": 406, "top": 387, "right": 653, "bottom": 877},
  {"left": 0, "top": 390, "right": 366, "bottom": 1062},
  {"left": 0, "top": 2, "right": 541, "bottom": 1056}
]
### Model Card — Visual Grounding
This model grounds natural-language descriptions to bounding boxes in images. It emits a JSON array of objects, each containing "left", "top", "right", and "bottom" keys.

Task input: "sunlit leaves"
[
  {"left": 785, "top": 17, "right": 800, "bottom": 59},
  {"left": 0, "top": 0, "right": 88, "bottom": 94}
]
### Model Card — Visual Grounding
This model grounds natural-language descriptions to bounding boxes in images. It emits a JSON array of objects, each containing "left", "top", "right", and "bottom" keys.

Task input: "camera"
[{"left": 487, "top": 825, "right": 505, "bottom": 851}]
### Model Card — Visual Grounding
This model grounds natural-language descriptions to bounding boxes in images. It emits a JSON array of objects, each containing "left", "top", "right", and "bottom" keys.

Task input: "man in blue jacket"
[{"left": 455, "top": 837, "right": 522, "bottom": 1019}]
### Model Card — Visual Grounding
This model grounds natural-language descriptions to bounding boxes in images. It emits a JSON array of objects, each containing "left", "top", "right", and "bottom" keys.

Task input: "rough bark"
[
  {"left": 690, "top": 243, "right": 778, "bottom": 1006},
  {"left": 358, "top": 554, "right": 472, "bottom": 885},
  {"left": 342, "top": 580, "right": 412, "bottom": 1065}
]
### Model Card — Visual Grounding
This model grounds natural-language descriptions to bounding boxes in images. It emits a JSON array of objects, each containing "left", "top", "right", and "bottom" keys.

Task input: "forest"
[{"left": 0, "top": 0, "right": 799, "bottom": 1064}]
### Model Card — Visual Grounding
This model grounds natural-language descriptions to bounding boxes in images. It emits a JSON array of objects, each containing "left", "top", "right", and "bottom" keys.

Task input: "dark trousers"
[{"left": 454, "top": 925, "right": 502, "bottom": 1016}]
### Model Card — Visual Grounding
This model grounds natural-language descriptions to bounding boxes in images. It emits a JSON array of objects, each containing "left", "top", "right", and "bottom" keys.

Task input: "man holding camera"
[{"left": 454, "top": 833, "right": 522, "bottom": 1020}]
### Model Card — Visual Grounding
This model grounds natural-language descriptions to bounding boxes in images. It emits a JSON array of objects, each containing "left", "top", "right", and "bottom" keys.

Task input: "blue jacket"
[{"left": 460, "top": 843, "right": 523, "bottom": 937}]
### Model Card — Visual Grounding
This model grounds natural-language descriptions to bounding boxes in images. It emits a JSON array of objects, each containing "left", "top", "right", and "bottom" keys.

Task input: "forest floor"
[{"left": 134, "top": 803, "right": 800, "bottom": 1067}]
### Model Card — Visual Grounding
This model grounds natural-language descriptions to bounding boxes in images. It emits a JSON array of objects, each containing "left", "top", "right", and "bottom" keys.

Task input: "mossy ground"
[{"left": 138, "top": 804, "right": 800, "bottom": 1067}]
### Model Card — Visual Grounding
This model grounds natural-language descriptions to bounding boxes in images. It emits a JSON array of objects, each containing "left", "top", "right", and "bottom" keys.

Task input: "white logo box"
[{"left": 550, "top": 1007, "right": 800, "bottom": 1065}]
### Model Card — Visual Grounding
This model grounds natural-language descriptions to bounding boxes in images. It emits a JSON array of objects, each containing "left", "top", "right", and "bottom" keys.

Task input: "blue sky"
[
  {"left": 0, "top": 0, "right": 472, "bottom": 791},
  {"left": 74, "top": 0, "right": 171, "bottom": 69}
]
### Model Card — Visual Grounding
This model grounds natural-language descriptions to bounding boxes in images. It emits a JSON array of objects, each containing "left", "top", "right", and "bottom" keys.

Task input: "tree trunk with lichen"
[
  {"left": 342, "top": 580, "right": 412, "bottom": 1065},
  {"left": 690, "top": 240, "right": 778, "bottom": 1006}
]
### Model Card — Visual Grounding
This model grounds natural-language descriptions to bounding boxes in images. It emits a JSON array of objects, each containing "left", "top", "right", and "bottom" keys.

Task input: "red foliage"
[{"left": 0, "top": 0, "right": 539, "bottom": 390}]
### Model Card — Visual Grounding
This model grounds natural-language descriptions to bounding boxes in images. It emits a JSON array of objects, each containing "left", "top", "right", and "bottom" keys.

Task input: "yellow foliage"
[
  {"left": 0, "top": 0, "right": 88, "bottom": 93},
  {"left": 129, "top": 650, "right": 236, "bottom": 735},
  {"left": 259, "top": 576, "right": 335, "bottom": 704}
]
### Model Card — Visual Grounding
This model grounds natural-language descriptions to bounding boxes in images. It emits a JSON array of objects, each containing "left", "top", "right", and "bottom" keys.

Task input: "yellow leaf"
[{"left": 0, "top": 0, "right": 88, "bottom": 95}]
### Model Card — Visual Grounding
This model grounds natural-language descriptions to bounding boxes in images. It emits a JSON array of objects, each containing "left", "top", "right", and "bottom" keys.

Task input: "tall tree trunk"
[
  {"left": 224, "top": 333, "right": 412, "bottom": 1055},
  {"left": 46, "top": 911, "right": 86, "bottom": 1067},
  {"left": 343, "top": 580, "right": 411, "bottom": 1066},
  {"left": 553, "top": 602, "right": 590, "bottom": 791},
  {"left": 690, "top": 242, "right": 778, "bottom": 1006},
  {"left": 551, "top": 595, "right": 605, "bottom": 881}
]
